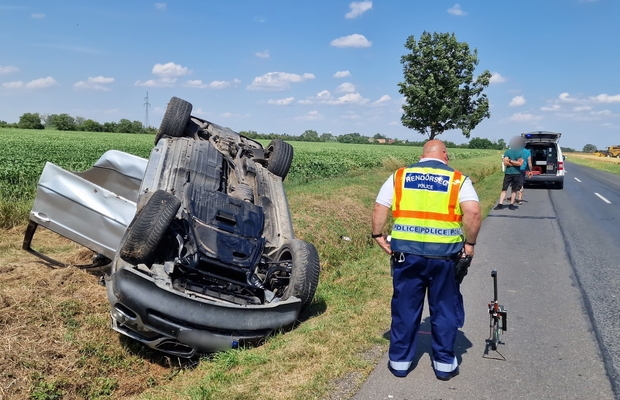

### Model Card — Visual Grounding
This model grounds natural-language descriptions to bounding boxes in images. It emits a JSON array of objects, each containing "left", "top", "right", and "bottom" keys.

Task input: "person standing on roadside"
[
  {"left": 494, "top": 136, "right": 526, "bottom": 210},
  {"left": 516, "top": 143, "right": 532, "bottom": 205},
  {"left": 371, "top": 140, "right": 481, "bottom": 381}
]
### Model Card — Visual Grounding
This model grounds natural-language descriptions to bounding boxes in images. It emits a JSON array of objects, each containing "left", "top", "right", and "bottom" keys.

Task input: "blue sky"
[{"left": 1, "top": 0, "right": 618, "bottom": 149}]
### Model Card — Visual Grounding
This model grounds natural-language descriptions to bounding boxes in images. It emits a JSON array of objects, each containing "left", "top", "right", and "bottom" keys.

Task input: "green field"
[
  {"left": 0, "top": 128, "right": 496, "bottom": 228},
  {"left": 0, "top": 127, "right": 504, "bottom": 399}
]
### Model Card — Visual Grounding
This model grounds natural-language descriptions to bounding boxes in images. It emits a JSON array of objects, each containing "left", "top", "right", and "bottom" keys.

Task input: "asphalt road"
[{"left": 352, "top": 162, "right": 618, "bottom": 400}]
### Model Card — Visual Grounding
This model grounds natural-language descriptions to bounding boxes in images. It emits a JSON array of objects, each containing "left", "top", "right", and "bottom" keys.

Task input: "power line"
[{"left": 144, "top": 91, "right": 150, "bottom": 128}]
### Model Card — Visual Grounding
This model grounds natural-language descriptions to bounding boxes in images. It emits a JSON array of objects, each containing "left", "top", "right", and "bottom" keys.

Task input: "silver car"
[{"left": 23, "top": 97, "right": 320, "bottom": 357}]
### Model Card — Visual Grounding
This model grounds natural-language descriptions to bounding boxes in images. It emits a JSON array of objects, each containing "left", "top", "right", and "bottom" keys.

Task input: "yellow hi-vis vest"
[{"left": 390, "top": 160, "right": 465, "bottom": 256}]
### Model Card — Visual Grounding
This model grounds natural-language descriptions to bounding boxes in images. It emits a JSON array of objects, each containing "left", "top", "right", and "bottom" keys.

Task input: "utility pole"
[{"left": 144, "top": 91, "right": 150, "bottom": 128}]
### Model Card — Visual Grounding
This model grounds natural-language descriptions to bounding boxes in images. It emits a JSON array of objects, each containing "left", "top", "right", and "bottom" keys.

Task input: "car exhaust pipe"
[{"left": 177, "top": 329, "right": 238, "bottom": 352}]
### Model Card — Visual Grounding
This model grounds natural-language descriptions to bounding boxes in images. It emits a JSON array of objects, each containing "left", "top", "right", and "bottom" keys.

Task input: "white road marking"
[
  {"left": 595, "top": 193, "right": 612, "bottom": 204},
  {"left": 574, "top": 177, "right": 581, "bottom": 182}
]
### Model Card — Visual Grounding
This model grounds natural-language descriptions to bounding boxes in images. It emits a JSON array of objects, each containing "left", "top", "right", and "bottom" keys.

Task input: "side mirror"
[{"left": 563, "top": 155, "right": 566, "bottom": 161}]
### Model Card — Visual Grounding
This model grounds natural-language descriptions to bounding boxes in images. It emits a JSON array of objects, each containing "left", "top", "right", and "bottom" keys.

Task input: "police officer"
[{"left": 372, "top": 140, "right": 481, "bottom": 381}]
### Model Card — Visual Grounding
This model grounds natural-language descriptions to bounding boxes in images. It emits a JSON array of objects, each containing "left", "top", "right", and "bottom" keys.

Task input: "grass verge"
[{"left": 0, "top": 154, "right": 502, "bottom": 400}]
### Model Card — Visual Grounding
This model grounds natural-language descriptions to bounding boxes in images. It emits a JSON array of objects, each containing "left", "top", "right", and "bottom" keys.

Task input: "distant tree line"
[
  {"left": 239, "top": 129, "right": 508, "bottom": 149},
  {"left": 0, "top": 112, "right": 157, "bottom": 134}
]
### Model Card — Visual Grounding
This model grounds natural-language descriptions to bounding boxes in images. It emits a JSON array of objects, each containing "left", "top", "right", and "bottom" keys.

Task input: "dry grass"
[
  {"left": 0, "top": 228, "right": 193, "bottom": 400},
  {"left": 564, "top": 153, "right": 620, "bottom": 176},
  {"left": 567, "top": 152, "right": 620, "bottom": 164}
]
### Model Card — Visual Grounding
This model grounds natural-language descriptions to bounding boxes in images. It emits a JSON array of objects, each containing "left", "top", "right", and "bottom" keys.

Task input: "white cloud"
[
  {"left": 294, "top": 110, "right": 322, "bottom": 121},
  {"left": 31, "top": 13, "right": 45, "bottom": 18},
  {"left": 154, "top": 3, "right": 166, "bottom": 10},
  {"left": 507, "top": 112, "right": 542, "bottom": 122},
  {"left": 298, "top": 99, "right": 313, "bottom": 105},
  {"left": 209, "top": 80, "right": 231, "bottom": 89},
  {"left": 246, "top": 71, "right": 315, "bottom": 91},
  {"left": 509, "top": 95, "right": 526, "bottom": 107},
  {"left": 267, "top": 97, "right": 295, "bottom": 105},
  {"left": 74, "top": 76, "right": 115, "bottom": 91},
  {"left": 4, "top": 76, "right": 58, "bottom": 89},
  {"left": 152, "top": 62, "right": 191, "bottom": 77},
  {"left": 591, "top": 109, "right": 612, "bottom": 116},
  {"left": 541, "top": 104, "right": 561, "bottom": 111},
  {"left": 185, "top": 79, "right": 231, "bottom": 89},
  {"left": 574, "top": 106, "right": 592, "bottom": 112},
  {"left": 25, "top": 77, "right": 57, "bottom": 89},
  {"left": 326, "top": 92, "right": 369, "bottom": 105},
  {"left": 489, "top": 72, "right": 506, "bottom": 84},
  {"left": 389, "top": 121, "right": 399, "bottom": 126},
  {"left": 447, "top": 4, "right": 467, "bottom": 16},
  {"left": 0, "top": 65, "right": 19, "bottom": 74},
  {"left": 345, "top": 1, "right": 372, "bottom": 18},
  {"left": 316, "top": 90, "right": 332, "bottom": 100},
  {"left": 3, "top": 81, "right": 24, "bottom": 89},
  {"left": 373, "top": 95, "right": 391, "bottom": 106},
  {"left": 592, "top": 93, "right": 620, "bottom": 103},
  {"left": 134, "top": 77, "right": 177, "bottom": 87},
  {"left": 221, "top": 112, "right": 250, "bottom": 118},
  {"left": 336, "top": 82, "right": 356, "bottom": 93},
  {"left": 558, "top": 92, "right": 577, "bottom": 103},
  {"left": 341, "top": 111, "right": 361, "bottom": 120},
  {"left": 333, "top": 70, "right": 351, "bottom": 78},
  {"left": 104, "top": 109, "right": 119, "bottom": 115},
  {"left": 330, "top": 34, "right": 372, "bottom": 48},
  {"left": 233, "top": 78, "right": 241, "bottom": 84},
  {"left": 255, "top": 50, "right": 270, "bottom": 58}
]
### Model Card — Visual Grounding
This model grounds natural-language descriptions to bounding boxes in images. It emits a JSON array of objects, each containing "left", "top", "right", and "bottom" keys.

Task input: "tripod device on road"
[{"left": 486, "top": 270, "right": 508, "bottom": 358}]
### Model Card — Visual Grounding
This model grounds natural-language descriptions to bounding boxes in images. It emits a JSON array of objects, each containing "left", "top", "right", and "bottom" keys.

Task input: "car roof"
[{"left": 521, "top": 131, "right": 561, "bottom": 143}]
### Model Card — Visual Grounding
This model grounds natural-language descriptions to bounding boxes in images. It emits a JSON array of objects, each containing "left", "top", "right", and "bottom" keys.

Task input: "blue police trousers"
[{"left": 388, "top": 253, "right": 464, "bottom": 377}]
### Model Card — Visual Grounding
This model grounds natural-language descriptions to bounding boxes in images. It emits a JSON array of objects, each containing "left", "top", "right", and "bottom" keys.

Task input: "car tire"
[
  {"left": 266, "top": 139, "right": 294, "bottom": 180},
  {"left": 616, "top": 154, "right": 620, "bottom": 159},
  {"left": 119, "top": 190, "right": 181, "bottom": 265},
  {"left": 556, "top": 181, "right": 564, "bottom": 189},
  {"left": 154, "top": 97, "right": 193, "bottom": 145},
  {"left": 279, "top": 239, "right": 320, "bottom": 309}
]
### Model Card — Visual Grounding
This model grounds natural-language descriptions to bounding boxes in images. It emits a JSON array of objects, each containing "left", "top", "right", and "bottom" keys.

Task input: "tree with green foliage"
[
  {"left": 583, "top": 144, "right": 597, "bottom": 153},
  {"left": 299, "top": 129, "right": 320, "bottom": 142},
  {"left": 337, "top": 132, "right": 370, "bottom": 144},
  {"left": 82, "top": 119, "right": 102, "bottom": 132},
  {"left": 55, "top": 114, "right": 77, "bottom": 131},
  {"left": 18, "top": 113, "right": 44, "bottom": 129},
  {"left": 468, "top": 137, "right": 495, "bottom": 149},
  {"left": 320, "top": 132, "right": 335, "bottom": 142},
  {"left": 398, "top": 31, "right": 491, "bottom": 140},
  {"left": 102, "top": 122, "right": 117, "bottom": 133}
]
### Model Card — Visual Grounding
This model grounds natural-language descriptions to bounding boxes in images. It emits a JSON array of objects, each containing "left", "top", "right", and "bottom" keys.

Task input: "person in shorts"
[
  {"left": 516, "top": 146, "right": 532, "bottom": 205},
  {"left": 494, "top": 137, "right": 527, "bottom": 210}
]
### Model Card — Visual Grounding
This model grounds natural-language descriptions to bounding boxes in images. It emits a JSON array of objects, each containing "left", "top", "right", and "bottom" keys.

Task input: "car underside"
[{"left": 24, "top": 97, "right": 320, "bottom": 357}]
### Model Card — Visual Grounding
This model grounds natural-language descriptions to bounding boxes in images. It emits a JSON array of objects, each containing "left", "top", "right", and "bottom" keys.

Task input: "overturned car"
[{"left": 23, "top": 97, "right": 320, "bottom": 357}]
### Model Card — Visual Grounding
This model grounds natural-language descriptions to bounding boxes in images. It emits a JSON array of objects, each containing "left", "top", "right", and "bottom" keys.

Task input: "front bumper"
[{"left": 106, "top": 267, "right": 302, "bottom": 357}]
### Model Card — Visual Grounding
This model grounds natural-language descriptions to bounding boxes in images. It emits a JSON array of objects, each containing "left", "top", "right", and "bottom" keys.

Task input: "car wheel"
[
  {"left": 119, "top": 190, "right": 181, "bottom": 266},
  {"left": 154, "top": 97, "right": 193, "bottom": 145},
  {"left": 266, "top": 139, "right": 294, "bottom": 180},
  {"left": 556, "top": 181, "right": 564, "bottom": 190},
  {"left": 616, "top": 154, "right": 620, "bottom": 159},
  {"left": 278, "top": 239, "right": 320, "bottom": 309}
]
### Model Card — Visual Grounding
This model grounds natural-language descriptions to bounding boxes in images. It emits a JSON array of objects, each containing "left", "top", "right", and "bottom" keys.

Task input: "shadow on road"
[{"left": 382, "top": 317, "right": 473, "bottom": 368}]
